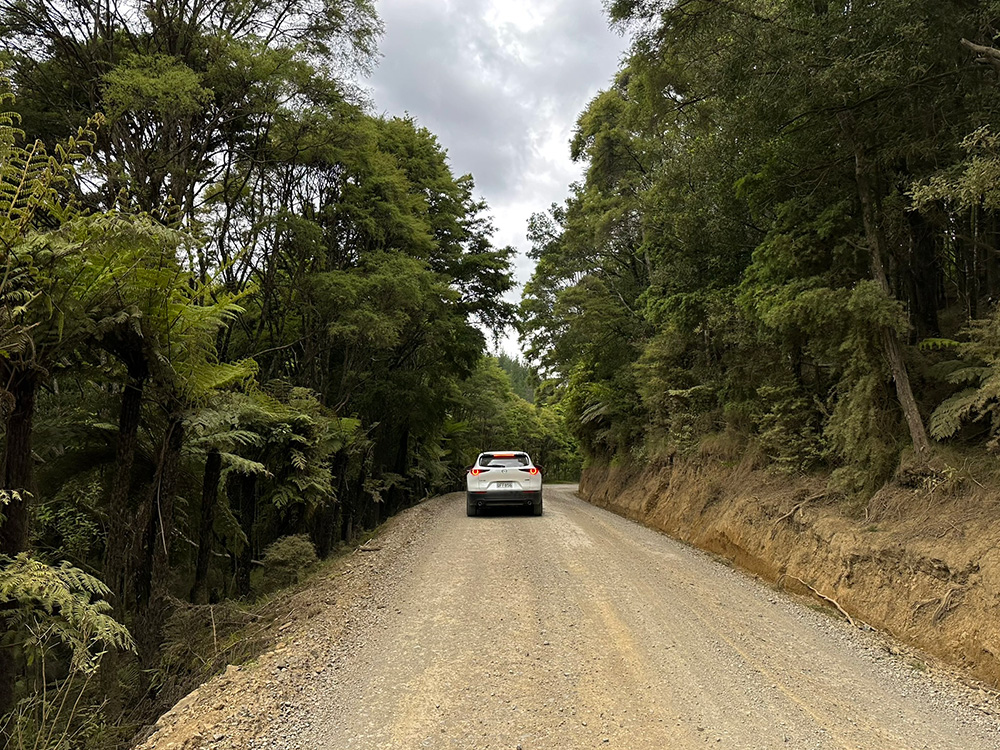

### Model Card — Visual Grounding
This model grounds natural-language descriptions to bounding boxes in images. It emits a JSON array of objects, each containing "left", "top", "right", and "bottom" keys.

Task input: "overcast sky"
[{"left": 364, "top": 0, "right": 629, "bottom": 358}]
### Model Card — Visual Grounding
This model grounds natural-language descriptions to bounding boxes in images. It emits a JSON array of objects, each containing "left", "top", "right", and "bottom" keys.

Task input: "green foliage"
[
  {"left": 0, "top": 555, "right": 133, "bottom": 673},
  {"left": 525, "top": 0, "right": 1000, "bottom": 495},
  {"left": 496, "top": 353, "right": 538, "bottom": 403},
  {"left": 102, "top": 55, "right": 214, "bottom": 121},
  {"left": 912, "top": 127, "right": 1000, "bottom": 213},
  {"left": 4, "top": 668, "right": 113, "bottom": 750},
  {"left": 33, "top": 472, "right": 103, "bottom": 564},
  {"left": 256, "top": 535, "right": 319, "bottom": 594},
  {"left": 0, "top": 0, "right": 564, "bottom": 739},
  {"left": 755, "top": 385, "right": 825, "bottom": 473},
  {"left": 926, "top": 310, "right": 1000, "bottom": 449},
  {"left": 0, "top": 86, "right": 103, "bottom": 379}
]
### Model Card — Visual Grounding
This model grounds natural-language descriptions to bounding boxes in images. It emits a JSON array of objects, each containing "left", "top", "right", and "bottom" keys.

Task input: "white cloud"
[{"left": 365, "top": 0, "right": 629, "bottom": 359}]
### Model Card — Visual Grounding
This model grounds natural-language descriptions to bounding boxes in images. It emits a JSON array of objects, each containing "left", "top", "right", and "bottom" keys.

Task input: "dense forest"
[
  {"left": 0, "top": 0, "right": 578, "bottom": 744},
  {"left": 525, "top": 1, "right": 1000, "bottom": 494},
  {"left": 15, "top": 0, "right": 1000, "bottom": 745}
]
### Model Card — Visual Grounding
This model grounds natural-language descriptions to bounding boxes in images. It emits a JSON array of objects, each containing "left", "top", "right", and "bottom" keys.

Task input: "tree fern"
[
  {"left": 0, "top": 555, "right": 134, "bottom": 674},
  {"left": 927, "top": 310, "right": 1000, "bottom": 442},
  {"left": 219, "top": 453, "right": 270, "bottom": 477},
  {"left": 929, "top": 389, "right": 980, "bottom": 441}
]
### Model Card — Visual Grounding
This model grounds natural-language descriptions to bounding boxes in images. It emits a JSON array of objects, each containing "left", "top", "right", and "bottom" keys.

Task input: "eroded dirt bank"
[{"left": 579, "top": 458, "right": 1000, "bottom": 690}]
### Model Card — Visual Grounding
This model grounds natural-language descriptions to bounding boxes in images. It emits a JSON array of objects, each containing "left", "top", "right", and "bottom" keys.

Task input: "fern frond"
[
  {"left": 0, "top": 554, "right": 134, "bottom": 674},
  {"left": 918, "top": 337, "right": 961, "bottom": 351},
  {"left": 220, "top": 452, "right": 271, "bottom": 477},
  {"left": 946, "top": 365, "right": 990, "bottom": 385},
  {"left": 927, "top": 359, "right": 968, "bottom": 381},
  {"left": 929, "top": 388, "right": 980, "bottom": 439}
]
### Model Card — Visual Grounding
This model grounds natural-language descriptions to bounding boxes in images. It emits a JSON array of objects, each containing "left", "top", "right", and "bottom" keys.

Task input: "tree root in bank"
[
  {"left": 771, "top": 493, "right": 825, "bottom": 531},
  {"left": 912, "top": 586, "right": 964, "bottom": 625},
  {"left": 778, "top": 573, "right": 856, "bottom": 628}
]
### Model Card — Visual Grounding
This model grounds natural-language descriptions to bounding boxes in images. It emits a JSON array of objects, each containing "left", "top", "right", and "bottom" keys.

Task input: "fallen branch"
[
  {"left": 779, "top": 574, "right": 856, "bottom": 628},
  {"left": 772, "top": 493, "right": 824, "bottom": 529}
]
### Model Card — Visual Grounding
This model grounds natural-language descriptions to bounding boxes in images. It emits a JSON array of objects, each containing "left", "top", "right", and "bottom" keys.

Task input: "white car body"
[{"left": 465, "top": 451, "right": 543, "bottom": 516}]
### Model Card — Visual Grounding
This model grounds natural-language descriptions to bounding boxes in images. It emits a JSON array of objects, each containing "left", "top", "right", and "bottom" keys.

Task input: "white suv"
[{"left": 466, "top": 451, "right": 543, "bottom": 516}]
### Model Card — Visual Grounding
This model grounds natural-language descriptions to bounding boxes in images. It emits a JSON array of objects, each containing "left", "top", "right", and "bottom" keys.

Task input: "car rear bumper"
[{"left": 467, "top": 490, "right": 542, "bottom": 507}]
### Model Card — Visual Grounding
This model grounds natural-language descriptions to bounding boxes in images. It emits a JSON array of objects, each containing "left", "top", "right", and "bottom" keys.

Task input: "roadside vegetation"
[
  {"left": 0, "top": 0, "right": 577, "bottom": 745},
  {"left": 524, "top": 1, "right": 1000, "bottom": 495}
]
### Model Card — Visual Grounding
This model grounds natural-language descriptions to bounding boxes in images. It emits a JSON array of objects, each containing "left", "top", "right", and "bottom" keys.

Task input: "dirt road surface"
[{"left": 233, "top": 486, "right": 1000, "bottom": 750}]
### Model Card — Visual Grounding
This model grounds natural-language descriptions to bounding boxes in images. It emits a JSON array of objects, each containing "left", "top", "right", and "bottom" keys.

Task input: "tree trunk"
[
  {"left": 0, "top": 368, "right": 38, "bottom": 720},
  {"left": 190, "top": 449, "right": 222, "bottom": 604},
  {"left": 905, "top": 213, "right": 941, "bottom": 340},
  {"left": 1, "top": 369, "right": 38, "bottom": 555},
  {"left": 970, "top": 212, "right": 981, "bottom": 320},
  {"left": 229, "top": 473, "right": 257, "bottom": 598},
  {"left": 99, "top": 369, "right": 146, "bottom": 718},
  {"left": 843, "top": 115, "right": 932, "bottom": 460},
  {"left": 312, "top": 452, "right": 348, "bottom": 558},
  {"left": 134, "top": 415, "right": 185, "bottom": 666},
  {"left": 104, "top": 371, "right": 146, "bottom": 612}
]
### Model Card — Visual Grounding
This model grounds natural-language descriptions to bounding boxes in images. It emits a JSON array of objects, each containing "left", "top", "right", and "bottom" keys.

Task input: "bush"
[
  {"left": 256, "top": 535, "right": 319, "bottom": 595},
  {"left": 756, "top": 384, "right": 825, "bottom": 473}
]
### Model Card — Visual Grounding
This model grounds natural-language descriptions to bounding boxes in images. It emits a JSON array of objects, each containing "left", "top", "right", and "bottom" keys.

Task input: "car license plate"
[{"left": 495, "top": 482, "right": 514, "bottom": 489}]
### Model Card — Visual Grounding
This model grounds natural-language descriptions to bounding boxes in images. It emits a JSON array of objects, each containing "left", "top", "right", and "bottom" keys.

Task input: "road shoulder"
[{"left": 137, "top": 495, "right": 454, "bottom": 750}]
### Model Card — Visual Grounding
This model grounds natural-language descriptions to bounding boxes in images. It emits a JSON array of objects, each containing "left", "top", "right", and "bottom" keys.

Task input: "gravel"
[{"left": 143, "top": 486, "right": 1000, "bottom": 750}]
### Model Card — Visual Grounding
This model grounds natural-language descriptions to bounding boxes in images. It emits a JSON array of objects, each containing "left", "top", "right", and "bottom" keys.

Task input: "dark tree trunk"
[
  {"left": 99, "top": 368, "right": 146, "bottom": 717},
  {"left": 104, "top": 371, "right": 147, "bottom": 612},
  {"left": 134, "top": 415, "right": 185, "bottom": 666},
  {"left": 341, "top": 466, "right": 367, "bottom": 544},
  {"left": 905, "top": 213, "right": 941, "bottom": 340},
  {"left": 149, "top": 415, "right": 184, "bottom": 591},
  {"left": 1, "top": 370, "right": 38, "bottom": 555},
  {"left": 392, "top": 425, "right": 410, "bottom": 514},
  {"left": 0, "top": 368, "right": 38, "bottom": 721},
  {"left": 843, "top": 119, "right": 931, "bottom": 460},
  {"left": 190, "top": 449, "right": 222, "bottom": 604},
  {"left": 310, "top": 501, "right": 337, "bottom": 560},
  {"left": 988, "top": 213, "right": 1000, "bottom": 305},
  {"left": 971, "top": 214, "right": 981, "bottom": 320},
  {"left": 228, "top": 473, "right": 258, "bottom": 598},
  {"left": 311, "top": 453, "right": 347, "bottom": 558}
]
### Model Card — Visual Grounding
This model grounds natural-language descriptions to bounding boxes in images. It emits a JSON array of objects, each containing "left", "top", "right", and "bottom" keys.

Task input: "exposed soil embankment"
[{"left": 579, "top": 458, "right": 1000, "bottom": 689}]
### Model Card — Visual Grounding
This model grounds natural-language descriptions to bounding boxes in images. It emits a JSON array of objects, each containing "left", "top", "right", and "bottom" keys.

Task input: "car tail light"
[
  {"left": 529, "top": 468, "right": 539, "bottom": 475},
  {"left": 470, "top": 468, "right": 483, "bottom": 476}
]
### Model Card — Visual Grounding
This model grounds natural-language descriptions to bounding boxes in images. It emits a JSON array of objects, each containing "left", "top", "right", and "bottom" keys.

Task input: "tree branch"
[{"left": 961, "top": 38, "right": 1000, "bottom": 75}]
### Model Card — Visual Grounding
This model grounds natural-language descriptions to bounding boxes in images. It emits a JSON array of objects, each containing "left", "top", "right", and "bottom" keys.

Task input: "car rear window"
[{"left": 480, "top": 454, "right": 529, "bottom": 467}]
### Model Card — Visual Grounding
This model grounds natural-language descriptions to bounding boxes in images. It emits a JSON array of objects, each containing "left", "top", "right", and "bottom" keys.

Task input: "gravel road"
[{"left": 249, "top": 486, "right": 1000, "bottom": 750}]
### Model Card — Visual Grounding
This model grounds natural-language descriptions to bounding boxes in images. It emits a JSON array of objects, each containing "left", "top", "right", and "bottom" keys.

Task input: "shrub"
[{"left": 256, "top": 535, "right": 318, "bottom": 595}]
